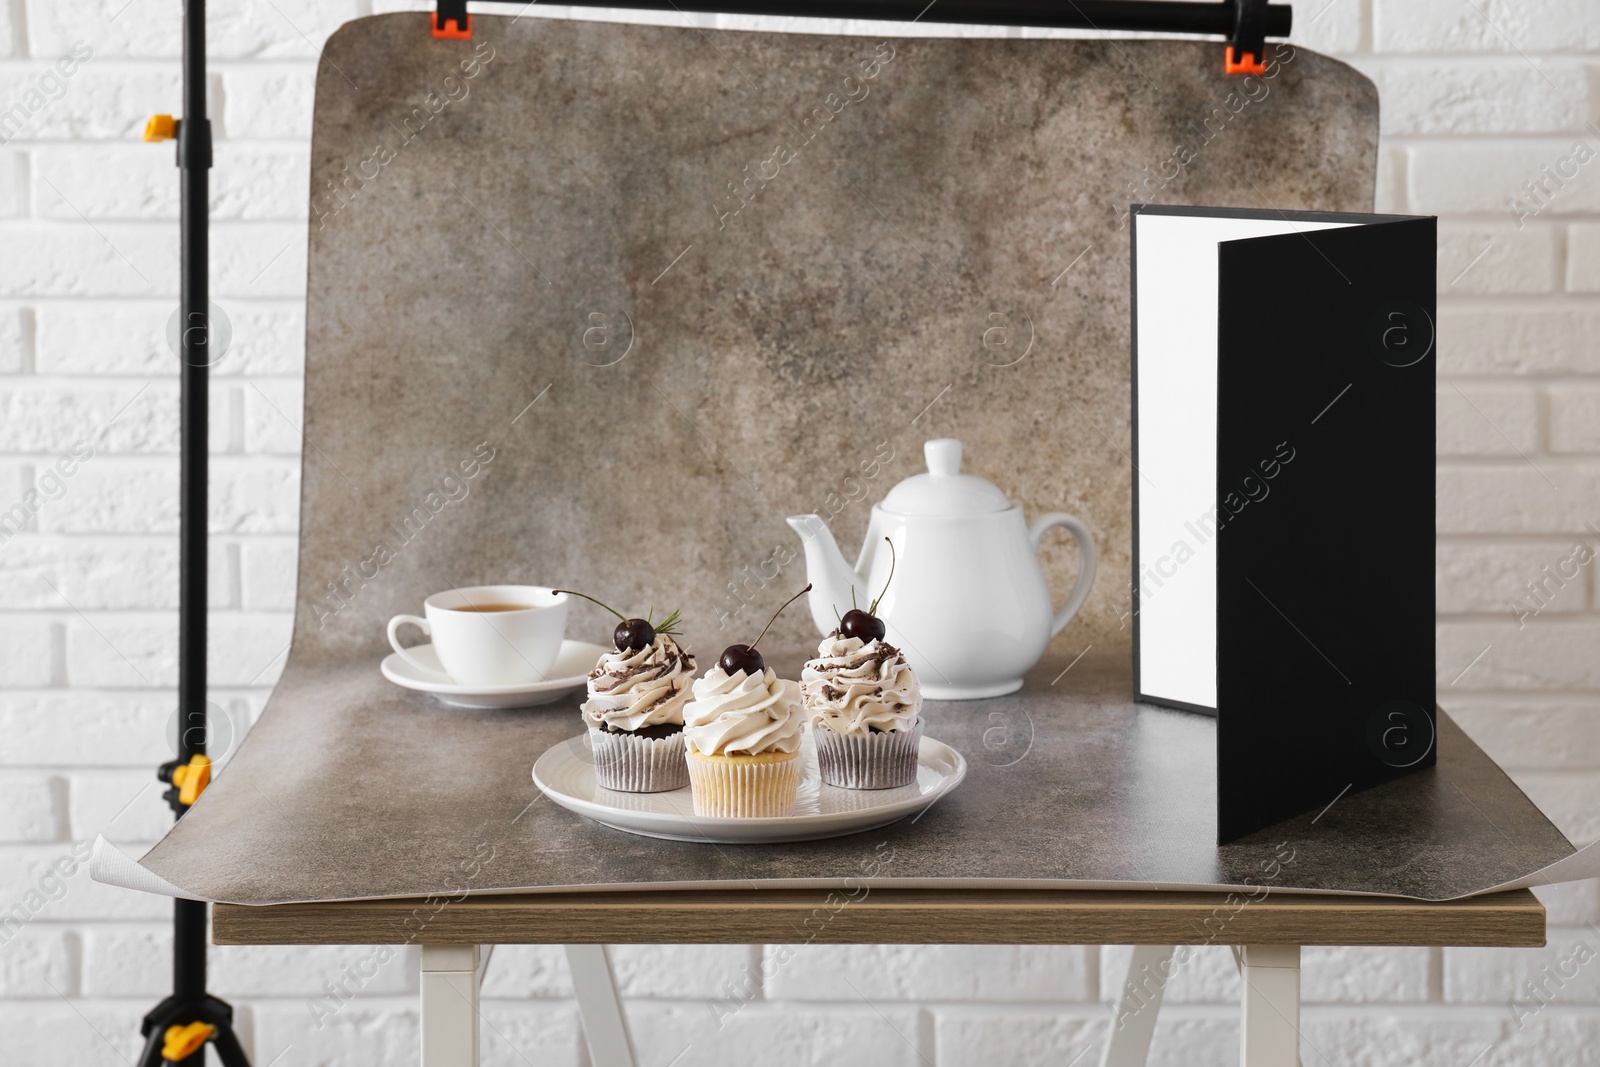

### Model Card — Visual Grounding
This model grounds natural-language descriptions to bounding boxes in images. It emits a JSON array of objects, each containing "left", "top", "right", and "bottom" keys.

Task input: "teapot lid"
[{"left": 878, "top": 439, "right": 1011, "bottom": 516}]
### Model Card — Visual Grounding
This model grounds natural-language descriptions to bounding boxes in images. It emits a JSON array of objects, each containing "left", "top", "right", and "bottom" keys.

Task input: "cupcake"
[
  {"left": 802, "top": 627, "right": 922, "bottom": 788},
  {"left": 801, "top": 553, "right": 923, "bottom": 789},
  {"left": 682, "top": 585, "right": 811, "bottom": 817},
  {"left": 558, "top": 591, "right": 694, "bottom": 792}
]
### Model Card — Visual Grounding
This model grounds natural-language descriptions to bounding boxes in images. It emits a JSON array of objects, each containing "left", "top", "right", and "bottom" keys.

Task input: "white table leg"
[
  {"left": 1240, "top": 945, "right": 1300, "bottom": 1067},
  {"left": 565, "top": 944, "right": 638, "bottom": 1067},
  {"left": 1099, "top": 945, "right": 1173, "bottom": 1067},
  {"left": 422, "top": 944, "right": 482, "bottom": 1067}
]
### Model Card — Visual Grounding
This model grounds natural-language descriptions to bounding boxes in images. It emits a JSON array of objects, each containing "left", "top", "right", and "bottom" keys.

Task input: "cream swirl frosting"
[
  {"left": 581, "top": 635, "right": 697, "bottom": 733},
  {"left": 800, "top": 632, "right": 921, "bottom": 735},
  {"left": 682, "top": 667, "right": 803, "bottom": 756}
]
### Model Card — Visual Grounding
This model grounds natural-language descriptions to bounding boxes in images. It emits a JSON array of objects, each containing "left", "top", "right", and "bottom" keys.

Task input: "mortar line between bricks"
[
  {"left": 1438, "top": 609, "right": 1600, "bottom": 619},
  {"left": 1440, "top": 377, "right": 1600, "bottom": 386},
  {"left": 1409, "top": 213, "right": 1586, "bottom": 225},
  {"left": 0, "top": 218, "right": 303, "bottom": 228},
  {"left": 1435, "top": 539, "right": 1600, "bottom": 548},
  {"left": 0, "top": 534, "right": 298, "bottom": 543},
  {"left": 1389, "top": 134, "right": 1600, "bottom": 144},
  {"left": 0, "top": 375, "right": 308, "bottom": 383},
  {"left": 33, "top": 140, "right": 313, "bottom": 148},
  {"left": 1407, "top": 214, "right": 1600, "bottom": 223},
  {"left": 1435, "top": 455, "right": 1600, "bottom": 466},
  {"left": 34, "top": 998, "right": 1598, "bottom": 1017},
  {"left": 1437, "top": 531, "right": 1600, "bottom": 541},
  {"left": 455, "top": 1000, "right": 1535, "bottom": 1016},
  {"left": 0, "top": 296, "right": 308, "bottom": 305},
  {"left": 1340, "top": 53, "right": 1600, "bottom": 66},
  {"left": 1432, "top": 295, "right": 1600, "bottom": 306},
  {"left": 0, "top": 376, "right": 310, "bottom": 383}
]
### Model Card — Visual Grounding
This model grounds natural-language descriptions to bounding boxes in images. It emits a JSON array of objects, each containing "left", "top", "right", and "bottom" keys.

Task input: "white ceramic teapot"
[{"left": 787, "top": 439, "right": 1097, "bottom": 700}]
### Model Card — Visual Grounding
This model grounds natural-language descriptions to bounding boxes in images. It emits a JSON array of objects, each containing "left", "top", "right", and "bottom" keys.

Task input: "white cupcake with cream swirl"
[
  {"left": 683, "top": 667, "right": 803, "bottom": 757},
  {"left": 682, "top": 585, "right": 812, "bottom": 817},
  {"left": 682, "top": 666, "right": 805, "bottom": 817}
]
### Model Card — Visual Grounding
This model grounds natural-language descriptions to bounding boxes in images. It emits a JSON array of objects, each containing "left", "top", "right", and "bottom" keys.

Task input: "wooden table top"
[{"left": 213, "top": 887, "right": 1545, "bottom": 948}]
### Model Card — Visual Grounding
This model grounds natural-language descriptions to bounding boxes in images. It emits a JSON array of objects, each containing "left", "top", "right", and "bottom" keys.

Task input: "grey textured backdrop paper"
[
  {"left": 291, "top": 14, "right": 1379, "bottom": 662},
  {"left": 116, "top": 15, "right": 1581, "bottom": 907}
]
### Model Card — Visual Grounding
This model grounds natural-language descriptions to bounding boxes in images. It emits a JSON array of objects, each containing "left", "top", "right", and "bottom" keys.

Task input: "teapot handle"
[{"left": 1028, "top": 513, "right": 1098, "bottom": 638}]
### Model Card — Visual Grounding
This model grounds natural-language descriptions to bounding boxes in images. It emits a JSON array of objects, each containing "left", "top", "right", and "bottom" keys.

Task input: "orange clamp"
[
  {"left": 432, "top": 13, "right": 471, "bottom": 39},
  {"left": 1224, "top": 47, "right": 1267, "bottom": 75},
  {"left": 143, "top": 114, "right": 178, "bottom": 142},
  {"left": 161, "top": 1022, "right": 214, "bottom": 1062},
  {"left": 170, "top": 754, "right": 211, "bottom": 807}
]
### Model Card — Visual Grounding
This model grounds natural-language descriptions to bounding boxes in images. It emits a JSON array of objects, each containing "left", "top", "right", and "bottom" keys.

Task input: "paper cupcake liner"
[
  {"left": 814, "top": 722, "right": 923, "bottom": 789},
  {"left": 588, "top": 728, "right": 689, "bottom": 793},
  {"left": 685, "top": 750, "right": 802, "bottom": 817}
]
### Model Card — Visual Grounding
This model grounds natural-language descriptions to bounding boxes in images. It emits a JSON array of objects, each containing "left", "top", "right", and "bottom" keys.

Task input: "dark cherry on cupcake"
[
  {"left": 717, "top": 583, "right": 812, "bottom": 678},
  {"left": 838, "top": 606, "right": 886, "bottom": 643}
]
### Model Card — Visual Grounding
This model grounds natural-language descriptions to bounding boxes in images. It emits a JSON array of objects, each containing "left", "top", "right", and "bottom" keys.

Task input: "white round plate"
[
  {"left": 381, "top": 639, "right": 606, "bottom": 709},
  {"left": 531, "top": 732, "right": 967, "bottom": 843}
]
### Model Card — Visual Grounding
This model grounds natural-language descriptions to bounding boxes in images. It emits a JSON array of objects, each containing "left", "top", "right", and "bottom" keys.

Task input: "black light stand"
[{"left": 136, "top": 1, "right": 251, "bottom": 1063}]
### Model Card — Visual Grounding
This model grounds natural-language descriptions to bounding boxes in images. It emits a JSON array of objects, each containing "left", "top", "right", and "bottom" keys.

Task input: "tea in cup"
[{"left": 387, "top": 585, "right": 569, "bottom": 686}]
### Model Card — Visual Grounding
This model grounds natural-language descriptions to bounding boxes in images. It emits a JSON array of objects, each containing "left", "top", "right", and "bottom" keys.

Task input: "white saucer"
[
  {"left": 381, "top": 639, "right": 605, "bottom": 709},
  {"left": 531, "top": 732, "right": 967, "bottom": 843}
]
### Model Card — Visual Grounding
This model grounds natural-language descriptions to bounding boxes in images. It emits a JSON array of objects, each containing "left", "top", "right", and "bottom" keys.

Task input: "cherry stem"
[
  {"left": 751, "top": 583, "right": 812, "bottom": 651},
  {"left": 869, "top": 538, "right": 896, "bottom": 616},
  {"left": 553, "top": 589, "right": 626, "bottom": 622}
]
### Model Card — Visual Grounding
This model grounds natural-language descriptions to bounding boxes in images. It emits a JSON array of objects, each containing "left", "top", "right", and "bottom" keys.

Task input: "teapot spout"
[{"left": 785, "top": 514, "right": 867, "bottom": 637}]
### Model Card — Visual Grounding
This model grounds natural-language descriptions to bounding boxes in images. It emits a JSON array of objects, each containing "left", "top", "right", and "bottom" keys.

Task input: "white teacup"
[{"left": 387, "top": 585, "right": 569, "bottom": 687}]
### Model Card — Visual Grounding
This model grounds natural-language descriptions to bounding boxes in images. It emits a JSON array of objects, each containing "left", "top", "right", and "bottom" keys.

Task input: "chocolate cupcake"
[{"left": 582, "top": 633, "right": 696, "bottom": 792}]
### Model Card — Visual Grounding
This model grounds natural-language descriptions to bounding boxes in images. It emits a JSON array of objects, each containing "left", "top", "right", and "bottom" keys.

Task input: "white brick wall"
[{"left": 0, "top": 1, "right": 1596, "bottom": 1064}]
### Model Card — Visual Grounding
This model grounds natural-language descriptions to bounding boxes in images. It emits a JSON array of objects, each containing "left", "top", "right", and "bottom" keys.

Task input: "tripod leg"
[
  {"left": 211, "top": 1023, "right": 252, "bottom": 1067},
  {"left": 136, "top": 1027, "right": 169, "bottom": 1067}
]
